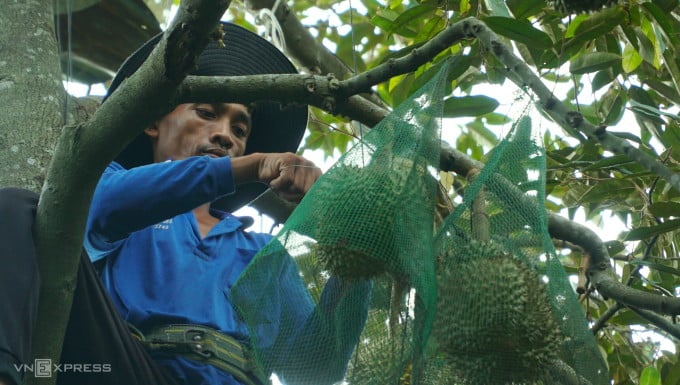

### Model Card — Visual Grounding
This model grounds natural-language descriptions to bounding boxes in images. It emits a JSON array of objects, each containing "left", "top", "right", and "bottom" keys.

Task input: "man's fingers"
[{"left": 269, "top": 163, "right": 321, "bottom": 202}]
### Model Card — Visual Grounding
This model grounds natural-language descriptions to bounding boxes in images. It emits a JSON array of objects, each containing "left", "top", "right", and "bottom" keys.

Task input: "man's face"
[{"left": 145, "top": 103, "right": 252, "bottom": 162}]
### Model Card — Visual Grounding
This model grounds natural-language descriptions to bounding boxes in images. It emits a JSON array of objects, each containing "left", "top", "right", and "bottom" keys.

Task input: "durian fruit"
[
  {"left": 309, "top": 164, "right": 401, "bottom": 280},
  {"left": 433, "top": 240, "right": 563, "bottom": 385},
  {"left": 548, "top": 0, "right": 620, "bottom": 14}
]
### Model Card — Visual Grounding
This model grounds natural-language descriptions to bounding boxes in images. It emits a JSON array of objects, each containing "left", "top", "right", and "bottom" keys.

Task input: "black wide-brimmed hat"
[{"left": 106, "top": 22, "right": 308, "bottom": 213}]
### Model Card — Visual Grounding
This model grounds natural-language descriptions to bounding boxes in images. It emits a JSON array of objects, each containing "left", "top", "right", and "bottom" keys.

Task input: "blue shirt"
[{"left": 84, "top": 157, "right": 369, "bottom": 385}]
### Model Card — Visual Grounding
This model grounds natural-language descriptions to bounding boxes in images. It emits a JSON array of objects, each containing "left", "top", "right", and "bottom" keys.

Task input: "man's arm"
[
  {"left": 87, "top": 153, "right": 321, "bottom": 243},
  {"left": 86, "top": 157, "right": 237, "bottom": 242}
]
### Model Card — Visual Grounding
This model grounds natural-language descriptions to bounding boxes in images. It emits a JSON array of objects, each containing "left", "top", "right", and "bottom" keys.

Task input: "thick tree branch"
[
  {"left": 30, "top": 0, "right": 231, "bottom": 382},
  {"left": 591, "top": 274, "right": 680, "bottom": 316},
  {"left": 177, "top": 73, "right": 340, "bottom": 109},
  {"left": 178, "top": 73, "right": 390, "bottom": 128}
]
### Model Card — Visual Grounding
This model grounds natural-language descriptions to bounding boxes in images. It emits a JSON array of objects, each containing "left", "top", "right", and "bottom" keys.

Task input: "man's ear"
[{"left": 144, "top": 124, "right": 159, "bottom": 139}]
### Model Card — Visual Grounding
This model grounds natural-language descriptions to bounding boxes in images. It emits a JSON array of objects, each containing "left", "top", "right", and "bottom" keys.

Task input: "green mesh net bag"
[
  {"left": 229, "top": 60, "right": 452, "bottom": 384},
  {"left": 429, "top": 116, "right": 610, "bottom": 385}
]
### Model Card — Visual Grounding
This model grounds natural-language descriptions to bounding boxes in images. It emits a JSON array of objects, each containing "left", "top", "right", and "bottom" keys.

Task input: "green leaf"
[
  {"left": 648, "top": 202, "right": 680, "bottom": 218},
  {"left": 466, "top": 119, "right": 499, "bottom": 146},
  {"left": 371, "top": 14, "right": 397, "bottom": 33},
  {"left": 580, "top": 179, "right": 636, "bottom": 205},
  {"left": 484, "top": 0, "right": 511, "bottom": 16},
  {"left": 582, "top": 154, "right": 633, "bottom": 171},
  {"left": 506, "top": 0, "right": 543, "bottom": 19},
  {"left": 622, "top": 44, "right": 643, "bottom": 73},
  {"left": 624, "top": 219, "right": 680, "bottom": 241},
  {"left": 564, "top": 7, "right": 626, "bottom": 53},
  {"left": 570, "top": 52, "right": 622, "bottom": 74},
  {"left": 642, "top": 2, "right": 680, "bottom": 48},
  {"left": 592, "top": 69, "right": 616, "bottom": 92},
  {"left": 653, "top": 0, "right": 679, "bottom": 12},
  {"left": 611, "top": 308, "right": 652, "bottom": 326},
  {"left": 630, "top": 260, "right": 680, "bottom": 278},
  {"left": 460, "top": 0, "right": 471, "bottom": 13},
  {"left": 565, "top": 14, "right": 590, "bottom": 39},
  {"left": 371, "top": 9, "right": 417, "bottom": 38},
  {"left": 390, "top": 73, "right": 416, "bottom": 106},
  {"left": 663, "top": 122, "right": 680, "bottom": 159},
  {"left": 630, "top": 99, "right": 680, "bottom": 122},
  {"left": 634, "top": 27, "right": 658, "bottom": 68},
  {"left": 484, "top": 112, "right": 511, "bottom": 125},
  {"left": 388, "top": 4, "right": 437, "bottom": 36},
  {"left": 599, "top": 88, "right": 627, "bottom": 125},
  {"left": 443, "top": 95, "right": 499, "bottom": 117},
  {"left": 645, "top": 78, "right": 680, "bottom": 105},
  {"left": 410, "top": 54, "right": 472, "bottom": 93},
  {"left": 483, "top": 16, "right": 552, "bottom": 49}
]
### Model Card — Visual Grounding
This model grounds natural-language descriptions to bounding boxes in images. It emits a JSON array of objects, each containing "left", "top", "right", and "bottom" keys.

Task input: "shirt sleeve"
[{"left": 85, "top": 157, "right": 235, "bottom": 259}]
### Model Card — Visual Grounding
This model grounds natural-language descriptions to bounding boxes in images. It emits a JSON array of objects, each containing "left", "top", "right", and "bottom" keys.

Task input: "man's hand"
[
  {"left": 232, "top": 152, "right": 322, "bottom": 202},
  {"left": 258, "top": 153, "right": 322, "bottom": 202}
]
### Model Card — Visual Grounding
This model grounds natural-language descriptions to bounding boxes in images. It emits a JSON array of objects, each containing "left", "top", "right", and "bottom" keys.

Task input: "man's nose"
[{"left": 209, "top": 121, "right": 233, "bottom": 148}]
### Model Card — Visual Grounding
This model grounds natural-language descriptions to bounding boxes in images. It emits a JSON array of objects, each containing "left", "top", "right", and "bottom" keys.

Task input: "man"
[{"left": 0, "top": 22, "right": 369, "bottom": 385}]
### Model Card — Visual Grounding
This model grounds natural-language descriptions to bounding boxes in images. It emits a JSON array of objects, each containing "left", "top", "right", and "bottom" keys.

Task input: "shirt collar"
[{"left": 209, "top": 208, "right": 255, "bottom": 231}]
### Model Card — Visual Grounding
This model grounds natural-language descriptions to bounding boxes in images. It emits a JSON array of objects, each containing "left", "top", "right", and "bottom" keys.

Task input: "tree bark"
[{"left": 0, "top": 0, "right": 65, "bottom": 191}]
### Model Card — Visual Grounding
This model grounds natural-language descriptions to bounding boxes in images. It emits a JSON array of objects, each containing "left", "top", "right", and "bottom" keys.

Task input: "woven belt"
[{"left": 130, "top": 324, "right": 267, "bottom": 385}]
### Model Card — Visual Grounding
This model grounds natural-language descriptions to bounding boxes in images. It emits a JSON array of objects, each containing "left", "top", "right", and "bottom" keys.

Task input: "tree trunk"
[{"left": 0, "top": 0, "right": 64, "bottom": 191}]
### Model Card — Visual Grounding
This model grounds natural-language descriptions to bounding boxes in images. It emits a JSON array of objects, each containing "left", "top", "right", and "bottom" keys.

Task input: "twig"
[
  {"left": 337, "top": 24, "right": 468, "bottom": 97},
  {"left": 591, "top": 303, "right": 623, "bottom": 335},
  {"left": 577, "top": 253, "right": 590, "bottom": 295},
  {"left": 628, "top": 306, "right": 680, "bottom": 340}
]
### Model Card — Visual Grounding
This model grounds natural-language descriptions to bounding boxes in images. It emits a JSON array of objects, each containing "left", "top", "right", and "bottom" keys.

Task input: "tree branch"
[
  {"left": 244, "top": 0, "right": 389, "bottom": 109},
  {"left": 627, "top": 306, "right": 680, "bottom": 340},
  {"left": 461, "top": 17, "right": 680, "bottom": 193},
  {"left": 336, "top": 23, "right": 468, "bottom": 98},
  {"left": 30, "top": 1, "right": 231, "bottom": 382},
  {"left": 591, "top": 303, "right": 623, "bottom": 335}
]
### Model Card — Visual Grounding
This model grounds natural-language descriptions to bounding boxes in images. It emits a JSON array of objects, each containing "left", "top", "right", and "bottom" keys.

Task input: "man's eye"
[
  {"left": 196, "top": 108, "right": 216, "bottom": 119},
  {"left": 233, "top": 126, "right": 248, "bottom": 137}
]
